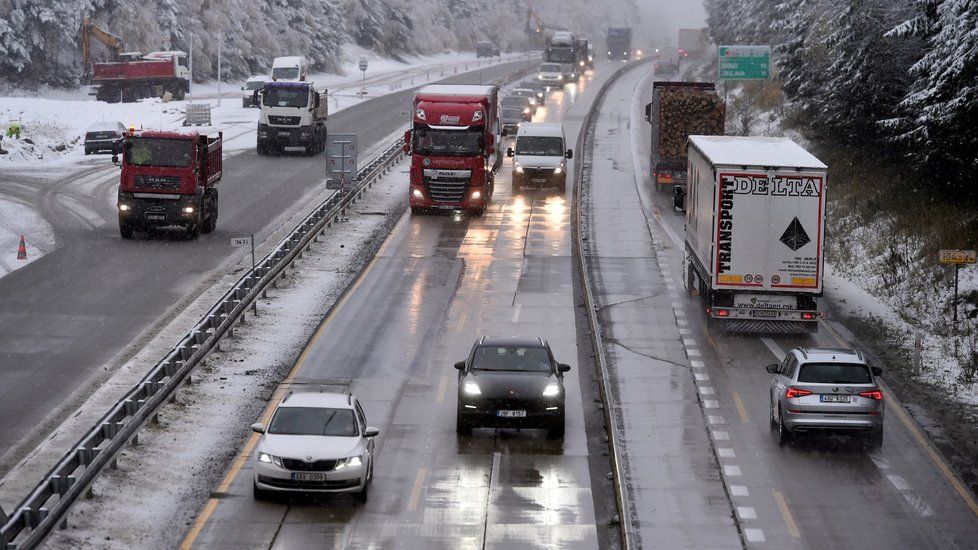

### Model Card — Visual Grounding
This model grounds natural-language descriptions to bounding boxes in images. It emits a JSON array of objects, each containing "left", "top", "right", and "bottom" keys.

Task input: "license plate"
[
  {"left": 531, "top": 178, "right": 546, "bottom": 183},
  {"left": 278, "top": 132, "right": 291, "bottom": 137},
  {"left": 436, "top": 205, "right": 457, "bottom": 210},
  {"left": 497, "top": 410, "right": 526, "bottom": 418},
  {"left": 750, "top": 310, "right": 779, "bottom": 318},
  {"left": 145, "top": 214, "right": 165, "bottom": 221},
  {"left": 820, "top": 394, "right": 850, "bottom": 403},
  {"left": 291, "top": 472, "right": 326, "bottom": 482}
]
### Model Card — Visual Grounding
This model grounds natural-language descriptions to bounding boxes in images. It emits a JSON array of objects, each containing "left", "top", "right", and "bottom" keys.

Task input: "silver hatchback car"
[{"left": 766, "top": 348, "right": 884, "bottom": 448}]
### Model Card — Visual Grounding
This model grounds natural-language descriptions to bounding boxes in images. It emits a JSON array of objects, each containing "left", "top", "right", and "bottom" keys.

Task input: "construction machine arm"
[{"left": 81, "top": 17, "right": 123, "bottom": 74}]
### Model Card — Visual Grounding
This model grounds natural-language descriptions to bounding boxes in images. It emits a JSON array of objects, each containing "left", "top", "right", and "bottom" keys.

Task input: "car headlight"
[
  {"left": 554, "top": 164, "right": 563, "bottom": 174},
  {"left": 514, "top": 163, "right": 523, "bottom": 174},
  {"left": 463, "top": 380, "right": 482, "bottom": 396},
  {"left": 542, "top": 383, "right": 561, "bottom": 397},
  {"left": 257, "top": 452, "right": 283, "bottom": 467},
  {"left": 334, "top": 455, "right": 363, "bottom": 470}
]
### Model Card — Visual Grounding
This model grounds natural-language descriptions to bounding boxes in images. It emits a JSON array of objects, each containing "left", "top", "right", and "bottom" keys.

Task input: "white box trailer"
[{"left": 683, "top": 136, "right": 827, "bottom": 333}]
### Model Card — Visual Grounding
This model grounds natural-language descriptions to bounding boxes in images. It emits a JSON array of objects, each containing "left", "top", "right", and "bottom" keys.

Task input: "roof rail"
[
  {"left": 798, "top": 348, "right": 808, "bottom": 359},
  {"left": 282, "top": 390, "right": 293, "bottom": 403}
]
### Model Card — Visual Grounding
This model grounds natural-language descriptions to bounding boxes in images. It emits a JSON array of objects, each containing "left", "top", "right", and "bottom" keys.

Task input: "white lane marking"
[
  {"left": 886, "top": 474, "right": 936, "bottom": 517},
  {"left": 674, "top": 309, "right": 686, "bottom": 318},
  {"left": 708, "top": 415, "right": 725, "bottom": 425},
  {"left": 737, "top": 506, "right": 757, "bottom": 520},
  {"left": 677, "top": 318, "right": 689, "bottom": 326},
  {"left": 723, "top": 464, "right": 741, "bottom": 476},
  {"left": 678, "top": 328, "right": 692, "bottom": 336},
  {"left": 730, "top": 485, "right": 749, "bottom": 497},
  {"left": 694, "top": 373, "right": 709, "bottom": 381},
  {"left": 682, "top": 337, "right": 697, "bottom": 348},
  {"left": 689, "top": 359, "right": 704, "bottom": 368},
  {"left": 703, "top": 399, "right": 719, "bottom": 408},
  {"left": 698, "top": 385, "right": 713, "bottom": 395},
  {"left": 511, "top": 304, "right": 521, "bottom": 323},
  {"left": 744, "top": 528, "right": 766, "bottom": 542},
  {"left": 687, "top": 348, "right": 701, "bottom": 357},
  {"left": 761, "top": 337, "right": 787, "bottom": 361},
  {"left": 717, "top": 448, "right": 735, "bottom": 458},
  {"left": 712, "top": 430, "right": 729, "bottom": 441}
]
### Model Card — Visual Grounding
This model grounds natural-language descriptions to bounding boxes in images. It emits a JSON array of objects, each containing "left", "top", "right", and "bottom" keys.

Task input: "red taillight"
[
  {"left": 859, "top": 390, "right": 883, "bottom": 401},
  {"left": 785, "top": 387, "right": 812, "bottom": 399},
  {"left": 801, "top": 312, "right": 816, "bottom": 320},
  {"left": 715, "top": 308, "right": 730, "bottom": 317}
]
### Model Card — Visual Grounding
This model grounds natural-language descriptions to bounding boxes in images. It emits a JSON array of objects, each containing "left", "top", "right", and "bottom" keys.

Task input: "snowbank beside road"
[{"left": 0, "top": 197, "right": 55, "bottom": 277}]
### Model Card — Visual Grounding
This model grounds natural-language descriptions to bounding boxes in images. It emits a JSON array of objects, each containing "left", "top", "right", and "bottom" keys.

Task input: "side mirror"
[
  {"left": 314, "top": 93, "right": 320, "bottom": 108},
  {"left": 253, "top": 90, "right": 260, "bottom": 104},
  {"left": 487, "top": 133, "right": 495, "bottom": 146},
  {"left": 507, "top": 147, "right": 514, "bottom": 158},
  {"left": 454, "top": 361, "right": 466, "bottom": 371},
  {"left": 250, "top": 422, "right": 265, "bottom": 434},
  {"left": 111, "top": 154, "right": 120, "bottom": 166},
  {"left": 240, "top": 86, "right": 245, "bottom": 91},
  {"left": 673, "top": 185, "right": 686, "bottom": 212},
  {"left": 871, "top": 366, "right": 883, "bottom": 377},
  {"left": 501, "top": 128, "right": 508, "bottom": 137},
  {"left": 402, "top": 143, "right": 410, "bottom": 154},
  {"left": 364, "top": 427, "right": 380, "bottom": 437},
  {"left": 558, "top": 363, "right": 571, "bottom": 373},
  {"left": 644, "top": 103, "right": 652, "bottom": 122},
  {"left": 403, "top": 129, "right": 411, "bottom": 145},
  {"left": 565, "top": 149, "right": 573, "bottom": 159},
  {"left": 765, "top": 364, "right": 779, "bottom": 374}
]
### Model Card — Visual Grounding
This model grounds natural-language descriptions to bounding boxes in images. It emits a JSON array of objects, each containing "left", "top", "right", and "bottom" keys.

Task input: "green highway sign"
[{"left": 718, "top": 45, "right": 771, "bottom": 80}]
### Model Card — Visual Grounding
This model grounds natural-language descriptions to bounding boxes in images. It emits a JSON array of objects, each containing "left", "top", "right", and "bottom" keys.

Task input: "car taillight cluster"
[
  {"left": 858, "top": 390, "right": 883, "bottom": 400},
  {"left": 785, "top": 387, "right": 812, "bottom": 398}
]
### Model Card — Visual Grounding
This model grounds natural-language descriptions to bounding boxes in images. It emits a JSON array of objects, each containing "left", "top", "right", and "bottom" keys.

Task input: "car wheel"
[
  {"left": 456, "top": 410, "right": 472, "bottom": 436},
  {"left": 769, "top": 397, "right": 777, "bottom": 430},
  {"left": 186, "top": 220, "right": 200, "bottom": 240},
  {"left": 355, "top": 477, "right": 369, "bottom": 503},
  {"left": 776, "top": 405, "right": 790, "bottom": 446},
  {"left": 253, "top": 480, "right": 271, "bottom": 501},
  {"left": 866, "top": 428, "right": 883, "bottom": 450},
  {"left": 547, "top": 415, "right": 565, "bottom": 439}
]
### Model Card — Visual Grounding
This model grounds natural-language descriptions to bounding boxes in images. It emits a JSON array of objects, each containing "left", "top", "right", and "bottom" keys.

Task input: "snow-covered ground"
[
  {"left": 0, "top": 48, "right": 529, "bottom": 163},
  {"left": 0, "top": 198, "right": 55, "bottom": 278}
]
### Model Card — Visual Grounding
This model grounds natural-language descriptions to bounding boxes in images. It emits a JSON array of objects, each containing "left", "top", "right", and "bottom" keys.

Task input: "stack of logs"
[{"left": 654, "top": 87, "right": 725, "bottom": 158}]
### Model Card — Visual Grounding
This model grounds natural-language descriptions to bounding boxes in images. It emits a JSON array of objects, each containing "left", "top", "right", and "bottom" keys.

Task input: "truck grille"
[
  {"left": 134, "top": 175, "right": 181, "bottom": 190},
  {"left": 268, "top": 115, "right": 301, "bottom": 126},
  {"left": 522, "top": 168, "right": 554, "bottom": 180},
  {"left": 424, "top": 178, "right": 468, "bottom": 203},
  {"left": 281, "top": 458, "right": 338, "bottom": 471}
]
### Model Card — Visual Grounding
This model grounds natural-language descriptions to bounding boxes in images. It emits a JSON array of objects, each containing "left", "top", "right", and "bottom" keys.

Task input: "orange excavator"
[
  {"left": 525, "top": 4, "right": 550, "bottom": 47},
  {"left": 80, "top": 17, "right": 124, "bottom": 80}
]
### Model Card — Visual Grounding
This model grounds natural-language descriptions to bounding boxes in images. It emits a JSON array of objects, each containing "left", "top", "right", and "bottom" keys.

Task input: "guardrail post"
[
  {"left": 20, "top": 507, "right": 36, "bottom": 529},
  {"left": 0, "top": 502, "right": 6, "bottom": 523}
]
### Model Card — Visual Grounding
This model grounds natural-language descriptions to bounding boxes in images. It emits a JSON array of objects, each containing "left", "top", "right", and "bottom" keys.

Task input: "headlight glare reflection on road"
[{"left": 463, "top": 380, "right": 482, "bottom": 396}]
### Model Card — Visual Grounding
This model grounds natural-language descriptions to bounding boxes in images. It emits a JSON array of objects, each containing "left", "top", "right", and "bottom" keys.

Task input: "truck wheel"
[
  {"left": 119, "top": 223, "right": 134, "bottom": 240},
  {"left": 471, "top": 206, "right": 486, "bottom": 217},
  {"left": 411, "top": 206, "right": 426, "bottom": 215},
  {"left": 201, "top": 213, "right": 217, "bottom": 234},
  {"left": 257, "top": 142, "right": 268, "bottom": 156}
]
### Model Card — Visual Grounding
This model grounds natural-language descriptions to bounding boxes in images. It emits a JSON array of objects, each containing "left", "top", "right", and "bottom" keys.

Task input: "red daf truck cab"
[
  {"left": 405, "top": 85, "right": 501, "bottom": 215},
  {"left": 114, "top": 130, "right": 222, "bottom": 239}
]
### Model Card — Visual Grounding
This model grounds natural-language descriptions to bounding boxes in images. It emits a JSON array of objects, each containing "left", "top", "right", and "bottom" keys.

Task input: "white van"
[
  {"left": 507, "top": 123, "right": 573, "bottom": 193},
  {"left": 241, "top": 75, "right": 266, "bottom": 107},
  {"left": 537, "top": 63, "right": 564, "bottom": 88},
  {"left": 271, "top": 56, "right": 307, "bottom": 82}
]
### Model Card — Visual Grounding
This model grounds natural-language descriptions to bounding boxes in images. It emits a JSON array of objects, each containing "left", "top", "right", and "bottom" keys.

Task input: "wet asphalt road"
[
  {"left": 0, "top": 60, "right": 534, "bottom": 467},
  {"left": 585, "top": 63, "right": 978, "bottom": 548},
  {"left": 182, "top": 65, "right": 618, "bottom": 549}
]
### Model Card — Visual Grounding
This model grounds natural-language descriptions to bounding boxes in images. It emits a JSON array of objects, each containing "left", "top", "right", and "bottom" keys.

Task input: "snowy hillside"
[{"left": 0, "top": 0, "right": 631, "bottom": 88}]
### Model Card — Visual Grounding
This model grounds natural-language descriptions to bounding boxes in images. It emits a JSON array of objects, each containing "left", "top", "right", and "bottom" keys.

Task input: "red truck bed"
[{"left": 94, "top": 59, "right": 175, "bottom": 81}]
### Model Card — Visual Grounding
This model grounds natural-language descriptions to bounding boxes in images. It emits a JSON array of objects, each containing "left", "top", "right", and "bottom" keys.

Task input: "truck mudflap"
[
  {"left": 722, "top": 318, "right": 818, "bottom": 334},
  {"left": 709, "top": 306, "right": 820, "bottom": 334}
]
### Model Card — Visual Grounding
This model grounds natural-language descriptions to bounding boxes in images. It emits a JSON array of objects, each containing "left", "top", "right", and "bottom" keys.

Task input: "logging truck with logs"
[{"left": 644, "top": 82, "right": 725, "bottom": 192}]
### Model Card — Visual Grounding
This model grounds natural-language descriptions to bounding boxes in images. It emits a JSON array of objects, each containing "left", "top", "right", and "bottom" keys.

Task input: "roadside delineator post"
[{"left": 16, "top": 235, "right": 27, "bottom": 260}]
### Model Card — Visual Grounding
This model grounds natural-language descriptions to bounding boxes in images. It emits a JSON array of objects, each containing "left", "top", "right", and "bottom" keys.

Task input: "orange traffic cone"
[{"left": 16, "top": 235, "right": 27, "bottom": 260}]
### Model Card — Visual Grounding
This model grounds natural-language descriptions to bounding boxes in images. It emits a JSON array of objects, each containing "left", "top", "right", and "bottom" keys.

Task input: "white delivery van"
[
  {"left": 271, "top": 56, "right": 307, "bottom": 82},
  {"left": 241, "top": 75, "right": 266, "bottom": 107},
  {"left": 506, "top": 123, "right": 573, "bottom": 193}
]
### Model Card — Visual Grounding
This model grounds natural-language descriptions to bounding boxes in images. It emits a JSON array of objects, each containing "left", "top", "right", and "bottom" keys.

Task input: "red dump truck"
[
  {"left": 644, "top": 82, "right": 725, "bottom": 192},
  {"left": 92, "top": 51, "right": 190, "bottom": 103},
  {"left": 405, "top": 85, "right": 501, "bottom": 215},
  {"left": 114, "top": 130, "right": 222, "bottom": 239}
]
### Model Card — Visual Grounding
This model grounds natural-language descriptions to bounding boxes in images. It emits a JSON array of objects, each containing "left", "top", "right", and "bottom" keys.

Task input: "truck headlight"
[
  {"left": 542, "top": 383, "right": 561, "bottom": 397},
  {"left": 463, "top": 380, "right": 482, "bottom": 396},
  {"left": 118, "top": 204, "right": 131, "bottom": 212},
  {"left": 470, "top": 190, "right": 482, "bottom": 200},
  {"left": 182, "top": 206, "right": 195, "bottom": 214},
  {"left": 412, "top": 188, "right": 424, "bottom": 199}
]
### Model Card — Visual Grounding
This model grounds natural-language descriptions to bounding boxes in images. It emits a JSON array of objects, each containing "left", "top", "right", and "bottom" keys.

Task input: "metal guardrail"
[
  {"left": 571, "top": 57, "right": 653, "bottom": 550},
  {"left": 0, "top": 65, "right": 534, "bottom": 550}
]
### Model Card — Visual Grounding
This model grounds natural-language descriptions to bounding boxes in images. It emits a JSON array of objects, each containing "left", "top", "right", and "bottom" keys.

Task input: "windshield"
[
  {"left": 262, "top": 87, "right": 309, "bottom": 108},
  {"left": 126, "top": 138, "right": 192, "bottom": 167},
  {"left": 271, "top": 67, "right": 300, "bottom": 80},
  {"left": 472, "top": 346, "right": 552, "bottom": 373},
  {"left": 501, "top": 108, "right": 524, "bottom": 120},
  {"left": 502, "top": 97, "right": 528, "bottom": 108},
  {"left": 516, "top": 136, "right": 563, "bottom": 156},
  {"left": 797, "top": 363, "right": 873, "bottom": 384},
  {"left": 245, "top": 80, "right": 264, "bottom": 90},
  {"left": 267, "top": 407, "right": 358, "bottom": 436},
  {"left": 540, "top": 64, "right": 562, "bottom": 73},
  {"left": 413, "top": 128, "right": 483, "bottom": 156},
  {"left": 545, "top": 49, "right": 576, "bottom": 63}
]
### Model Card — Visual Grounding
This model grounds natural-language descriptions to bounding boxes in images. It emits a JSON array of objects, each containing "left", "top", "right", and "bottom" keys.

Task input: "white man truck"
[
  {"left": 684, "top": 136, "right": 827, "bottom": 333},
  {"left": 256, "top": 81, "right": 328, "bottom": 155}
]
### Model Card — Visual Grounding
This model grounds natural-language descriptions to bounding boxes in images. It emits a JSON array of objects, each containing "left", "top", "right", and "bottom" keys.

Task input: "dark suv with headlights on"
[{"left": 455, "top": 336, "right": 571, "bottom": 439}]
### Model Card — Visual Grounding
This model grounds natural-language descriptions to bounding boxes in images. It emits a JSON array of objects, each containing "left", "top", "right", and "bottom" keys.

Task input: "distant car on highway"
[
  {"left": 455, "top": 336, "right": 571, "bottom": 438},
  {"left": 767, "top": 347, "right": 884, "bottom": 448},
  {"left": 84, "top": 122, "right": 126, "bottom": 155},
  {"left": 517, "top": 80, "right": 547, "bottom": 105},
  {"left": 510, "top": 88, "right": 541, "bottom": 112},
  {"left": 537, "top": 62, "right": 565, "bottom": 88},
  {"left": 475, "top": 40, "right": 500, "bottom": 57},
  {"left": 654, "top": 60, "right": 678, "bottom": 76},
  {"left": 251, "top": 390, "right": 380, "bottom": 501},
  {"left": 241, "top": 75, "right": 266, "bottom": 107}
]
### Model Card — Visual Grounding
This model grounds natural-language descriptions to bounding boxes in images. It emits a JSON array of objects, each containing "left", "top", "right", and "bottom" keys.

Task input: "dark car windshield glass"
[
  {"left": 245, "top": 80, "right": 264, "bottom": 90},
  {"left": 267, "top": 407, "right": 358, "bottom": 436},
  {"left": 798, "top": 363, "right": 872, "bottom": 384},
  {"left": 126, "top": 138, "right": 192, "bottom": 167},
  {"left": 501, "top": 108, "right": 524, "bottom": 120},
  {"left": 540, "top": 64, "right": 562, "bottom": 73},
  {"left": 502, "top": 97, "right": 529, "bottom": 108},
  {"left": 263, "top": 87, "right": 308, "bottom": 108},
  {"left": 413, "top": 128, "right": 483, "bottom": 156},
  {"left": 546, "top": 49, "right": 576, "bottom": 63},
  {"left": 271, "top": 67, "right": 299, "bottom": 80},
  {"left": 472, "top": 346, "right": 552, "bottom": 372},
  {"left": 516, "top": 136, "right": 563, "bottom": 156}
]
